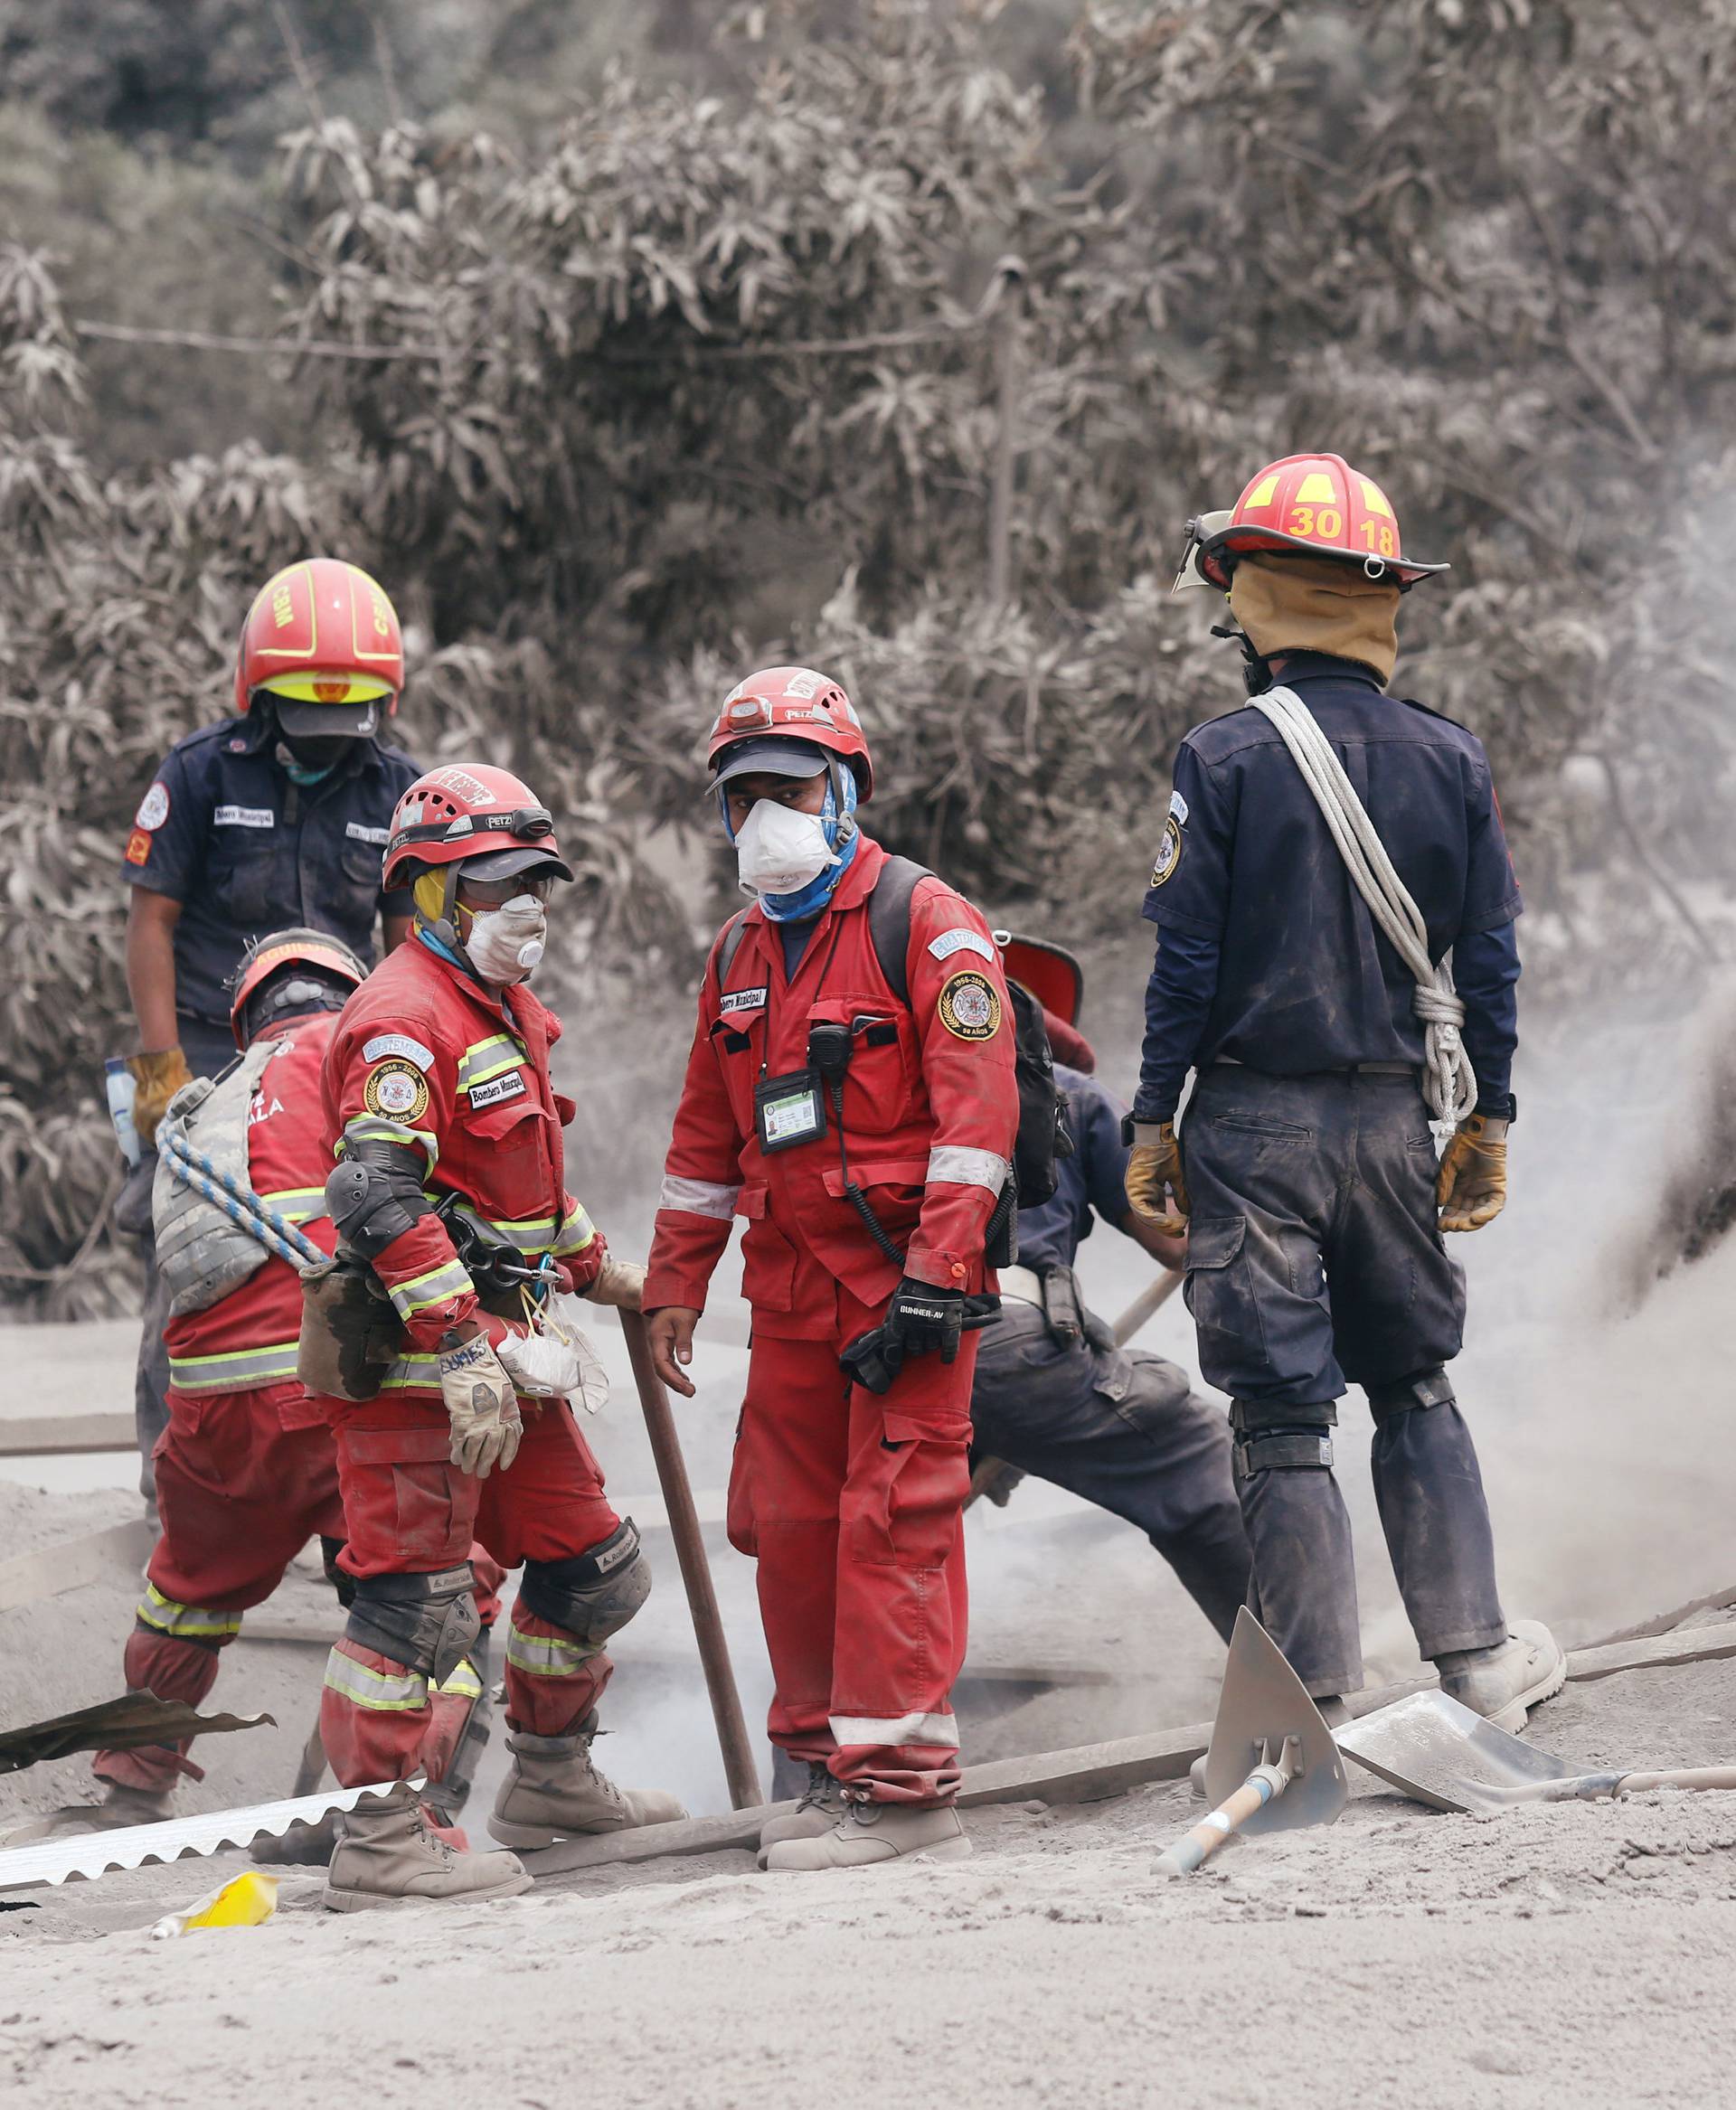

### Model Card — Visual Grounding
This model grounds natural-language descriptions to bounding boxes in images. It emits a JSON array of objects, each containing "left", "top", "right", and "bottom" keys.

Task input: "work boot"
[
  {"left": 762, "top": 1798, "right": 971, "bottom": 1872},
  {"left": 486, "top": 1722, "right": 687, "bottom": 1850},
  {"left": 1, "top": 1782, "right": 176, "bottom": 1844},
  {"left": 1190, "top": 1694, "right": 1350, "bottom": 1799},
  {"left": 757, "top": 1763, "right": 846, "bottom": 1863},
  {"left": 1435, "top": 1619, "right": 1566, "bottom": 1734},
  {"left": 323, "top": 1785, "right": 530, "bottom": 1913}
]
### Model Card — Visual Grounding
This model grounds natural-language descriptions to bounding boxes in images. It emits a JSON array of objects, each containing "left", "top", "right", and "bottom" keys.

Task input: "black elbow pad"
[{"left": 326, "top": 1138, "right": 431, "bottom": 1259}]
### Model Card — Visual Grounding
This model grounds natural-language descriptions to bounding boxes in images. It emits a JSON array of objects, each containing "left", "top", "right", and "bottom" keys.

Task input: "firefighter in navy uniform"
[
  {"left": 967, "top": 936, "right": 1250, "bottom": 1642},
  {"left": 119, "top": 560, "right": 421, "bottom": 1499},
  {"left": 1127, "top": 453, "right": 1562, "bottom": 1733}
]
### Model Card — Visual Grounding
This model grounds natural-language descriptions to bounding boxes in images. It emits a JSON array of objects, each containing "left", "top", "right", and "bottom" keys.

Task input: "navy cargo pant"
[
  {"left": 1181, "top": 1065, "right": 1506, "bottom": 1695},
  {"left": 969, "top": 1300, "right": 1251, "bottom": 1643}
]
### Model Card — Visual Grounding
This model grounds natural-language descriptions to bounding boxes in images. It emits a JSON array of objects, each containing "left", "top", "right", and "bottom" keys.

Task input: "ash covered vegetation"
[{"left": 2, "top": 0, "right": 1733, "bottom": 1308}]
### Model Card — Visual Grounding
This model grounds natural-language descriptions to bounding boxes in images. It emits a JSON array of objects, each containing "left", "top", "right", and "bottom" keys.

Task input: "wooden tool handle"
[
  {"left": 1617, "top": 1766, "right": 1736, "bottom": 1796},
  {"left": 1154, "top": 1767, "right": 1281, "bottom": 1878}
]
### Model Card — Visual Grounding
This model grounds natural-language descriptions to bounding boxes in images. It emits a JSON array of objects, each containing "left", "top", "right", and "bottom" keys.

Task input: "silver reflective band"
[
  {"left": 321, "top": 1649, "right": 429, "bottom": 1712},
  {"left": 926, "top": 1146, "right": 1011, "bottom": 1194},
  {"left": 829, "top": 1710, "right": 960, "bottom": 1750},
  {"left": 657, "top": 1174, "right": 741, "bottom": 1220},
  {"left": 505, "top": 1627, "right": 605, "bottom": 1677}
]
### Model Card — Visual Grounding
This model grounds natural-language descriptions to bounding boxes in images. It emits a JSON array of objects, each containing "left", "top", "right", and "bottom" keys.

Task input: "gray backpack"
[{"left": 150, "top": 1039, "right": 286, "bottom": 1317}]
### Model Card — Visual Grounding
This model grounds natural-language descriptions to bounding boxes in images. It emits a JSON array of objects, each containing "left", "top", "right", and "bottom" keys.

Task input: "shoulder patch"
[
  {"left": 1168, "top": 789, "right": 1188, "bottom": 826},
  {"left": 135, "top": 782, "right": 171, "bottom": 832},
  {"left": 363, "top": 1031, "right": 435, "bottom": 1071},
  {"left": 937, "top": 969, "right": 1002, "bottom": 1042},
  {"left": 363, "top": 1058, "right": 430, "bottom": 1125},
  {"left": 1149, "top": 815, "right": 1184, "bottom": 888},
  {"left": 125, "top": 829, "right": 153, "bottom": 866},
  {"left": 927, "top": 927, "right": 995, "bottom": 965}
]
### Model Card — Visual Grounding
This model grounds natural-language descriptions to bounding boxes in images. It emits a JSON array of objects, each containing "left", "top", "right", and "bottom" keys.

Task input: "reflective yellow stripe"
[
  {"left": 552, "top": 1207, "right": 597, "bottom": 1258},
  {"left": 136, "top": 1584, "right": 243, "bottom": 1640},
  {"left": 505, "top": 1628, "right": 604, "bottom": 1678},
  {"left": 431, "top": 1659, "right": 483, "bottom": 1701},
  {"left": 259, "top": 1186, "right": 326, "bottom": 1225},
  {"left": 457, "top": 1035, "right": 524, "bottom": 1093},
  {"left": 342, "top": 1115, "right": 439, "bottom": 1168},
  {"left": 485, "top": 1214, "right": 561, "bottom": 1254},
  {"left": 380, "top": 1352, "right": 442, "bottom": 1390},
  {"left": 321, "top": 1649, "right": 429, "bottom": 1712},
  {"left": 167, "top": 1340, "right": 301, "bottom": 1393},
  {"left": 387, "top": 1258, "right": 476, "bottom": 1321}
]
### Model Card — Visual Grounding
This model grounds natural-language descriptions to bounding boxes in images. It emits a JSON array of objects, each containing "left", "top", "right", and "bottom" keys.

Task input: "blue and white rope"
[{"left": 161, "top": 1134, "right": 326, "bottom": 1275}]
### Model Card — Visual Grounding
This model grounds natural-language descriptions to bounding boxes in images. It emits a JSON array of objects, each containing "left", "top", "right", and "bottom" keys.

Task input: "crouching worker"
[
  {"left": 645, "top": 669, "right": 1019, "bottom": 1873},
  {"left": 967, "top": 936, "right": 1251, "bottom": 1642},
  {"left": 75, "top": 931, "right": 370, "bottom": 1826},
  {"left": 307, "top": 764, "right": 683, "bottom": 1912}
]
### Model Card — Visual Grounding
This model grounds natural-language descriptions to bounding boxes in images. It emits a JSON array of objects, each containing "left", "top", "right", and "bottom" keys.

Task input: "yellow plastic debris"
[{"left": 149, "top": 1870, "right": 278, "bottom": 1939}]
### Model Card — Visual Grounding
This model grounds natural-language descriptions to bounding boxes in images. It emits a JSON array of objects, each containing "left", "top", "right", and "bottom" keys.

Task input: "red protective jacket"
[
  {"left": 645, "top": 838, "right": 1020, "bottom": 1336},
  {"left": 319, "top": 937, "right": 603, "bottom": 1379},
  {"left": 163, "top": 1013, "right": 338, "bottom": 1423}
]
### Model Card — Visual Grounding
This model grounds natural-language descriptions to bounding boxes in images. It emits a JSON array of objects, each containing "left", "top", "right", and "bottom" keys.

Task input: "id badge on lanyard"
[{"left": 754, "top": 1068, "right": 827, "bottom": 1154}]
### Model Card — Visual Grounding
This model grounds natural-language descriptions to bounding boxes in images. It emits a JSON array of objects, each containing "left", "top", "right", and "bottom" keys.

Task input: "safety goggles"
[
  {"left": 392, "top": 805, "right": 558, "bottom": 851},
  {"left": 457, "top": 871, "right": 559, "bottom": 908}
]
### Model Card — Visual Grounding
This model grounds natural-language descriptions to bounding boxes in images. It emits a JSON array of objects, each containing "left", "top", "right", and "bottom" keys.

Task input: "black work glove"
[{"left": 839, "top": 1278, "right": 998, "bottom": 1396}]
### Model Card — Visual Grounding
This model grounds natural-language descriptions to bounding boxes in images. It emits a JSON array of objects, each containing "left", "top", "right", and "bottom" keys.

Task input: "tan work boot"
[
  {"left": 487, "top": 1723, "right": 687, "bottom": 1849},
  {"left": 323, "top": 1785, "right": 531, "bottom": 1912},
  {"left": 1436, "top": 1619, "right": 1566, "bottom": 1733},
  {"left": 757, "top": 1763, "right": 846, "bottom": 1864},
  {"left": 1190, "top": 1694, "right": 1349, "bottom": 1799},
  {"left": 762, "top": 1798, "right": 971, "bottom": 1872}
]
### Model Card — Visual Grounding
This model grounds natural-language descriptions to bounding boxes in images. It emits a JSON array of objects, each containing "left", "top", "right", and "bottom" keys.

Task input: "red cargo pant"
[
  {"left": 94, "top": 1382, "right": 347, "bottom": 1794},
  {"left": 730, "top": 1286, "right": 976, "bottom": 1804},
  {"left": 319, "top": 1393, "right": 624, "bottom": 1788}
]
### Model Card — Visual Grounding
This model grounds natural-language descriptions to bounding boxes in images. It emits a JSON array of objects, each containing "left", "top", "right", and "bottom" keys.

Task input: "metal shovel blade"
[
  {"left": 1202, "top": 1608, "right": 1349, "bottom": 1835},
  {"left": 1336, "top": 1689, "right": 1579, "bottom": 1815}
]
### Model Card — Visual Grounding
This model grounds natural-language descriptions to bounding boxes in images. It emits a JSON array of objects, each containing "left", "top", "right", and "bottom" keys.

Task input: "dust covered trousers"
[
  {"left": 1183, "top": 1066, "right": 1506, "bottom": 1695},
  {"left": 646, "top": 837, "right": 1020, "bottom": 1802},
  {"left": 312, "top": 937, "right": 632, "bottom": 1789},
  {"left": 968, "top": 1305, "right": 1250, "bottom": 1645},
  {"left": 95, "top": 1013, "right": 348, "bottom": 1794}
]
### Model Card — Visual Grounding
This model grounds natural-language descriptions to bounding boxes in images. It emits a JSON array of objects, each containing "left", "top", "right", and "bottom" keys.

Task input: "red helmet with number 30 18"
[
  {"left": 706, "top": 665, "right": 874, "bottom": 801},
  {"left": 382, "top": 763, "right": 572, "bottom": 890},
  {"left": 1187, "top": 453, "right": 1449, "bottom": 593}
]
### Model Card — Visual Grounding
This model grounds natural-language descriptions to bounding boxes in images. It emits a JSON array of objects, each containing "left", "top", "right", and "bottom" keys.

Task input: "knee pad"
[
  {"left": 1366, "top": 1366, "right": 1456, "bottom": 1422},
  {"left": 1231, "top": 1398, "right": 1335, "bottom": 1478},
  {"left": 344, "top": 1562, "right": 479, "bottom": 1683},
  {"left": 519, "top": 1521, "right": 650, "bottom": 1646}
]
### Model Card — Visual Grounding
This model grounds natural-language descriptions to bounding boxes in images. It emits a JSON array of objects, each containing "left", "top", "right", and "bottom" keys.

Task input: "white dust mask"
[
  {"left": 465, "top": 895, "right": 547, "bottom": 984},
  {"left": 734, "top": 798, "right": 837, "bottom": 899}
]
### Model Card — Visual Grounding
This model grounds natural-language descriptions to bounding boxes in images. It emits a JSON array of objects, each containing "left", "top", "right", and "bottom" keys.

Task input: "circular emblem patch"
[
  {"left": 938, "top": 969, "right": 1002, "bottom": 1042},
  {"left": 363, "top": 1058, "right": 430, "bottom": 1124},
  {"left": 135, "top": 782, "right": 171, "bottom": 832},
  {"left": 1149, "top": 814, "right": 1184, "bottom": 888}
]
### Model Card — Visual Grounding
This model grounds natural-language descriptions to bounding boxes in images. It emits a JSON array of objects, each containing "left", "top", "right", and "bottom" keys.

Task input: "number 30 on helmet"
[{"left": 1176, "top": 453, "right": 1449, "bottom": 593}]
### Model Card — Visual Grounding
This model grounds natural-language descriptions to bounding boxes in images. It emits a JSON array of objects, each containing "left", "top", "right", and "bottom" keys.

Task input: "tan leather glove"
[
  {"left": 1125, "top": 1120, "right": 1190, "bottom": 1235},
  {"left": 582, "top": 1253, "right": 646, "bottom": 1312},
  {"left": 1437, "top": 1115, "right": 1508, "bottom": 1232},
  {"left": 438, "top": 1329, "right": 523, "bottom": 1478},
  {"left": 129, "top": 1046, "right": 193, "bottom": 1151}
]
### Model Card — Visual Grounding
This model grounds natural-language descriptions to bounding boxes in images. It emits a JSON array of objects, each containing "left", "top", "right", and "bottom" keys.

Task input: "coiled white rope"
[{"left": 1248, "top": 685, "right": 1476, "bottom": 1145}]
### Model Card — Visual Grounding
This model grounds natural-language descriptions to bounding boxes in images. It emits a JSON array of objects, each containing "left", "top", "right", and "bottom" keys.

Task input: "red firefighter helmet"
[
  {"left": 228, "top": 926, "right": 367, "bottom": 1049},
  {"left": 995, "top": 932, "right": 1084, "bottom": 1028},
  {"left": 706, "top": 665, "right": 873, "bottom": 801},
  {"left": 233, "top": 558, "right": 405, "bottom": 733},
  {"left": 1186, "top": 453, "right": 1448, "bottom": 593},
  {"left": 382, "top": 763, "right": 572, "bottom": 892}
]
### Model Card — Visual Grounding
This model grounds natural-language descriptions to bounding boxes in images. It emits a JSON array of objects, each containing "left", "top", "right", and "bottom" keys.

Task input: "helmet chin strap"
[{"left": 1212, "top": 621, "right": 1275, "bottom": 698}]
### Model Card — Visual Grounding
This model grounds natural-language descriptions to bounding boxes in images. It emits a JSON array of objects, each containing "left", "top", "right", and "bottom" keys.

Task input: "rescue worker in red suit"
[
  {"left": 646, "top": 668, "right": 1020, "bottom": 1872},
  {"left": 312, "top": 762, "right": 684, "bottom": 1911},
  {"left": 84, "top": 932, "right": 367, "bottom": 1823}
]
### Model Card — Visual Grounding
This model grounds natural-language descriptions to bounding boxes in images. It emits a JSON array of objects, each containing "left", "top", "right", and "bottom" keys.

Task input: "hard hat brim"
[
  {"left": 458, "top": 845, "right": 574, "bottom": 883},
  {"left": 269, "top": 694, "right": 383, "bottom": 739},
  {"left": 1199, "top": 526, "right": 1450, "bottom": 591},
  {"left": 710, "top": 735, "right": 832, "bottom": 787}
]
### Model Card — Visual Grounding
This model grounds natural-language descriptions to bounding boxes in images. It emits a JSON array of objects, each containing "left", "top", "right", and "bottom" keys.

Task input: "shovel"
[
  {"left": 1153, "top": 1608, "right": 1348, "bottom": 1877},
  {"left": 1337, "top": 1689, "right": 1736, "bottom": 1815}
]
